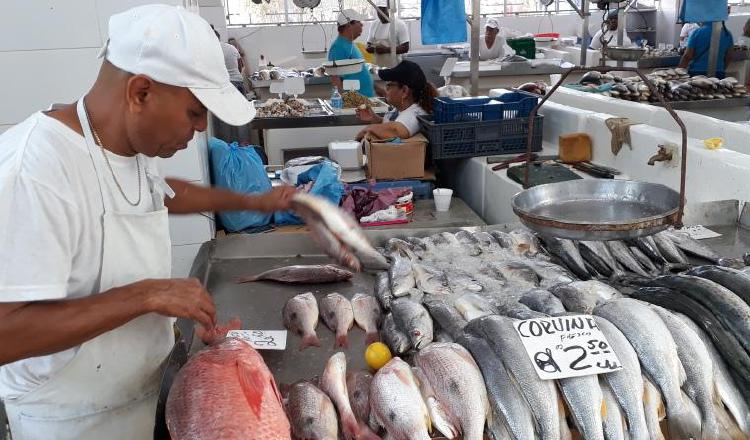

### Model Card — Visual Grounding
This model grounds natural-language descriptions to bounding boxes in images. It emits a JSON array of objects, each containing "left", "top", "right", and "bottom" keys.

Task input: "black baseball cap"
[{"left": 378, "top": 60, "right": 427, "bottom": 91}]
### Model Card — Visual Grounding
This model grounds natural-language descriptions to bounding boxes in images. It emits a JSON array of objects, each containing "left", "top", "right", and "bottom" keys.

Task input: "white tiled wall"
[{"left": 0, "top": 0, "right": 214, "bottom": 279}]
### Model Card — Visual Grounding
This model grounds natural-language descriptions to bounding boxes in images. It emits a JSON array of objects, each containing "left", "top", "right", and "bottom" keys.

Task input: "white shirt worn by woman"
[{"left": 383, "top": 103, "right": 427, "bottom": 138}]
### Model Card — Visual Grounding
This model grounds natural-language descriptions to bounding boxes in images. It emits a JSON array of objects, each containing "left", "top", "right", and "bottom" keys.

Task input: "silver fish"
[
  {"left": 580, "top": 241, "right": 621, "bottom": 275},
  {"left": 540, "top": 236, "right": 591, "bottom": 280},
  {"left": 558, "top": 375, "right": 605, "bottom": 440},
  {"left": 389, "top": 250, "right": 416, "bottom": 297},
  {"left": 509, "top": 229, "right": 542, "bottom": 257},
  {"left": 519, "top": 289, "right": 567, "bottom": 316},
  {"left": 606, "top": 241, "right": 650, "bottom": 276},
  {"left": 594, "top": 298, "right": 700, "bottom": 440},
  {"left": 382, "top": 313, "right": 411, "bottom": 355},
  {"left": 287, "top": 381, "right": 338, "bottom": 440},
  {"left": 526, "top": 260, "right": 576, "bottom": 289},
  {"left": 391, "top": 298, "right": 433, "bottom": 350},
  {"left": 455, "top": 230, "right": 483, "bottom": 256},
  {"left": 291, "top": 192, "right": 389, "bottom": 271},
  {"left": 412, "top": 262, "right": 452, "bottom": 295},
  {"left": 491, "top": 260, "right": 540, "bottom": 288},
  {"left": 472, "top": 231, "right": 504, "bottom": 253},
  {"left": 642, "top": 376, "right": 667, "bottom": 440},
  {"left": 454, "top": 293, "right": 498, "bottom": 322},
  {"left": 490, "top": 230, "right": 516, "bottom": 249},
  {"left": 457, "top": 333, "right": 537, "bottom": 440},
  {"left": 414, "top": 343, "right": 489, "bottom": 440},
  {"left": 579, "top": 242, "right": 617, "bottom": 277},
  {"left": 320, "top": 352, "right": 360, "bottom": 440},
  {"left": 423, "top": 297, "right": 468, "bottom": 340},
  {"left": 629, "top": 246, "right": 659, "bottom": 274},
  {"left": 445, "top": 269, "right": 484, "bottom": 294},
  {"left": 593, "top": 317, "right": 650, "bottom": 440},
  {"left": 347, "top": 371, "right": 374, "bottom": 432},
  {"left": 649, "top": 305, "right": 722, "bottom": 440},
  {"left": 653, "top": 231, "right": 689, "bottom": 264},
  {"left": 661, "top": 229, "right": 721, "bottom": 263},
  {"left": 237, "top": 264, "right": 353, "bottom": 284},
  {"left": 351, "top": 293, "right": 382, "bottom": 344},
  {"left": 600, "top": 379, "right": 626, "bottom": 440},
  {"left": 282, "top": 292, "right": 321, "bottom": 350},
  {"left": 550, "top": 281, "right": 620, "bottom": 314},
  {"left": 386, "top": 238, "right": 419, "bottom": 260},
  {"left": 465, "top": 315, "right": 561, "bottom": 440},
  {"left": 320, "top": 293, "right": 354, "bottom": 348},
  {"left": 370, "top": 358, "right": 431, "bottom": 440},
  {"left": 489, "top": 298, "right": 547, "bottom": 320},
  {"left": 373, "top": 271, "right": 393, "bottom": 310},
  {"left": 412, "top": 366, "right": 456, "bottom": 437},
  {"left": 677, "top": 313, "right": 750, "bottom": 436},
  {"left": 630, "top": 236, "right": 667, "bottom": 264}
]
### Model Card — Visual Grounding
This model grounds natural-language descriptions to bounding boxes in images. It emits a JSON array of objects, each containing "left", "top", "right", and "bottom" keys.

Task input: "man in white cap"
[
  {"left": 0, "top": 4, "right": 295, "bottom": 438},
  {"left": 328, "top": 9, "right": 376, "bottom": 97},
  {"left": 590, "top": 9, "right": 631, "bottom": 50},
  {"left": 480, "top": 17, "right": 508, "bottom": 61},
  {"left": 366, "top": 0, "right": 410, "bottom": 68}
]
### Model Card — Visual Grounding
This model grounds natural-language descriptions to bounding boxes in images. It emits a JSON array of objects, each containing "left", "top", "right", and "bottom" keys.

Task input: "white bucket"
[{"left": 433, "top": 188, "right": 454, "bottom": 212}]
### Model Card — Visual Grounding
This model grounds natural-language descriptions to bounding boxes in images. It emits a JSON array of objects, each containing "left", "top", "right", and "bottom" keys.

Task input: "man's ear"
[{"left": 125, "top": 75, "right": 154, "bottom": 114}]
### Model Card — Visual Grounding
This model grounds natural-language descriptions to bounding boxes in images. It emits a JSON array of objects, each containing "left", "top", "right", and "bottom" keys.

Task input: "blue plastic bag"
[
  {"left": 679, "top": 0, "right": 728, "bottom": 23},
  {"left": 421, "top": 0, "right": 468, "bottom": 45},
  {"left": 208, "top": 137, "right": 272, "bottom": 232},
  {"left": 275, "top": 161, "right": 344, "bottom": 225}
]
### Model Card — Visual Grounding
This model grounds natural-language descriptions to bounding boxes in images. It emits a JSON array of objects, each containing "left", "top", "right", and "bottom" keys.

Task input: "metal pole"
[
  {"left": 707, "top": 21, "right": 721, "bottom": 77},
  {"left": 388, "top": 1, "right": 397, "bottom": 66},
  {"left": 616, "top": 8, "right": 625, "bottom": 68},
  {"left": 579, "top": 0, "right": 589, "bottom": 66},
  {"left": 470, "top": 0, "right": 480, "bottom": 96}
]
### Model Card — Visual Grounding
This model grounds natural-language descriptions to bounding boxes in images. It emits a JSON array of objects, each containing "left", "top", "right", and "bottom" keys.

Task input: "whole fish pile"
[
  {"left": 282, "top": 291, "right": 382, "bottom": 350},
  {"left": 369, "top": 228, "right": 750, "bottom": 440},
  {"left": 579, "top": 68, "right": 748, "bottom": 103}
]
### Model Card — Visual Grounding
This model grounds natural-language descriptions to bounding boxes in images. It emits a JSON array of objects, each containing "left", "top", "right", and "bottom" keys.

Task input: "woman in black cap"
[{"left": 355, "top": 60, "right": 438, "bottom": 140}]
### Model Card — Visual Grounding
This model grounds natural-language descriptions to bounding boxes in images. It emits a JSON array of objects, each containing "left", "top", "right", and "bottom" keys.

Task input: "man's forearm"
[
  {"left": 165, "top": 178, "right": 261, "bottom": 214},
  {"left": 0, "top": 287, "right": 148, "bottom": 366}
]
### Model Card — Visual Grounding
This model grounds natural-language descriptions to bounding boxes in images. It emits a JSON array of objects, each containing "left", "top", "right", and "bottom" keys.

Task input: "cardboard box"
[{"left": 364, "top": 134, "right": 427, "bottom": 180}]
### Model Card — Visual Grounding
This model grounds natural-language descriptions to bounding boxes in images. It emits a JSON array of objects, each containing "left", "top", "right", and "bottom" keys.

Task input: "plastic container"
[
  {"left": 433, "top": 91, "right": 539, "bottom": 123},
  {"left": 328, "top": 141, "right": 362, "bottom": 170},
  {"left": 507, "top": 37, "right": 536, "bottom": 59},
  {"left": 330, "top": 87, "right": 343, "bottom": 110},
  {"left": 418, "top": 115, "right": 544, "bottom": 160},
  {"left": 559, "top": 133, "right": 592, "bottom": 163},
  {"left": 348, "top": 180, "right": 435, "bottom": 200},
  {"left": 433, "top": 188, "right": 453, "bottom": 212}
]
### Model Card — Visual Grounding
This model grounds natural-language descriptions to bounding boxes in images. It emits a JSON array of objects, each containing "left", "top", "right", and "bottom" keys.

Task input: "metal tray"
[{"left": 511, "top": 179, "right": 680, "bottom": 240}]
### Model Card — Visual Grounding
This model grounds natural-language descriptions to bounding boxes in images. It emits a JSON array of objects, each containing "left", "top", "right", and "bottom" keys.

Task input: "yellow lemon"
[
  {"left": 365, "top": 342, "right": 392, "bottom": 370},
  {"left": 704, "top": 137, "right": 723, "bottom": 150}
]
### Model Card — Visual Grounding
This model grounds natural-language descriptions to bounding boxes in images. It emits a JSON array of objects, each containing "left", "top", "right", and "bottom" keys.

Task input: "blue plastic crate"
[
  {"left": 433, "top": 90, "right": 539, "bottom": 123},
  {"left": 348, "top": 180, "right": 435, "bottom": 199}
]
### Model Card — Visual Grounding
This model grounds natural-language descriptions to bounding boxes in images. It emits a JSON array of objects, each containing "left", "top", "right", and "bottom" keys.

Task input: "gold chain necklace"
[{"left": 83, "top": 101, "right": 142, "bottom": 207}]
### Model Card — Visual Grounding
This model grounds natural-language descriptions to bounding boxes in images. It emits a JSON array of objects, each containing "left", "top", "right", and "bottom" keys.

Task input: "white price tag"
[
  {"left": 269, "top": 81, "right": 285, "bottom": 95},
  {"left": 514, "top": 315, "right": 622, "bottom": 380},
  {"left": 678, "top": 225, "right": 721, "bottom": 240},
  {"left": 343, "top": 79, "right": 360, "bottom": 91},
  {"left": 227, "top": 330, "right": 287, "bottom": 350}
]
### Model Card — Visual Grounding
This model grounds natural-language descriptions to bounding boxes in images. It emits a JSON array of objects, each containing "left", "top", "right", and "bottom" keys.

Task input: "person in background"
[
  {"left": 228, "top": 37, "right": 248, "bottom": 74},
  {"left": 479, "top": 18, "right": 507, "bottom": 61},
  {"left": 355, "top": 60, "right": 437, "bottom": 140},
  {"left": 328, "top": 9, "right": 375, "bottom": 97},
  {"left": 215, "top": 30, "right": 246, "bottom": 94},
  {"left": 590, "top": 9, "right": 631, "bottom": 50},
  {"left": 679, "top": 20, "right": 734, "bottom": 78},
  {"left": 367, "top": 0, "right": 410, "bottom": 68},
  {"left": 680, "top": 22, "right": 701, "bottom": 49},
  {"left": 736, "top": 17, "right": 750, "bottom": 47}
]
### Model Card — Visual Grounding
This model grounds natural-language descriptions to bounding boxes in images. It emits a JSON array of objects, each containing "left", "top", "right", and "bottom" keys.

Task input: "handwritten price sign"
[
  {"left": 513, "top": 315, "right": 622, "bottom": 380},
  {"left": 227, "top": 330, "right": 287, "bottom": 350}
]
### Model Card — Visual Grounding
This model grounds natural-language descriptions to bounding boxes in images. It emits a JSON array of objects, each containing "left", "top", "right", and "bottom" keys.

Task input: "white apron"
[{"left": 5, "top": 98, "right": 175, "bottom": 440}]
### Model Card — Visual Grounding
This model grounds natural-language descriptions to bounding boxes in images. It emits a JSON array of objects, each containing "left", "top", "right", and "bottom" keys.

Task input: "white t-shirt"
[
  {"left": 680, "top": 23, "right": 701, "bottom": 48},
  {"left": 590, "top": 29, "right": 632, "bottom": 50},
  {"left": 368, "top": 19, "right": 410, "bottom": 67},
  {"left": 479, "top": 34, "right": 506, "bottom": 61},
  {"left": 0, "top": 111, "right": 161, "bottom": 400},
  {"left": 221, "top": 42, "right": 243, "bottom": 82},
  {"left": 383, "top": 103, "right": 427, "bottom": 137},
  {"left": 736, "top": 35, "right": 750, "bottom": 47}
]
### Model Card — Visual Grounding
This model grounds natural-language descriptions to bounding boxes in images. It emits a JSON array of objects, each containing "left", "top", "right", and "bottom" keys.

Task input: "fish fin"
[
  {"left": 365, "top": 331, "right": 380, "bottom": 345},
  {"left": 601, "top": 395, "right": 608, "bottom": 419},
  {"left": 336, "top": 332, "right": 350, "bottom": 349},
  {"left": 356, "top": 424, "right": 382, "bottom": 440},
  {"left": 715, "top": 402, "right": 747, "bottom": 440},
  {"left": 341, "top": 412, "right": 361, "bottom": 440},
  {"left": 300, "top": 333, "right": 321, "bottom": 350},
  {"left": 666, "top": 404, "right": 702, "bottom": 440},
  {"left": 236, "top": 360, "right": 268, "bottom": 418}
]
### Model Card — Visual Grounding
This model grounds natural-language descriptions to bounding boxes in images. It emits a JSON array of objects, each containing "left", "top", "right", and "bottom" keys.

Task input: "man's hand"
[
  {"left": 356, "top": 126, "right": 371, "bottom": 141},
  {"left": 140, "top": 278, "right": 217, "bottom": 329},
  {"left": 366, "top": 45, "right": 376, "bottom": 54},
  {"left": 253, "top": 185, "right": 297, "bottom": 212}
]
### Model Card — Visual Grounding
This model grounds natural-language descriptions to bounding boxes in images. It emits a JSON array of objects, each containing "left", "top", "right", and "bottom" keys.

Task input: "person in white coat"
[
  {"left": 366, "top": 0, "right": 410, "bottom": 68},
  {"left": 0, "top": 5, "right": 295, "bottom": 439},
  {"left": 590, "top": 9, "right": 631, "bottom": 50},
  {"left": 480, "top": 18, "right": 507, "bottom": 61}
]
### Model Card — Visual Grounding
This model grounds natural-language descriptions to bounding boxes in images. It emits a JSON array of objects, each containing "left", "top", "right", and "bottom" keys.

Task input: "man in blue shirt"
[
  {"left": 679, "top": 22, "right": 734, "bottom": 78},
  {"left": 328, "top": 9, "right": 375, "bottom": 97}
]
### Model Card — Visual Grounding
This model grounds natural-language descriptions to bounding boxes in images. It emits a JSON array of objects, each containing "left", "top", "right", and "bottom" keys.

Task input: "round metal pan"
[{"left": 511, "top": 179, "right": 680, "bottom": 241}]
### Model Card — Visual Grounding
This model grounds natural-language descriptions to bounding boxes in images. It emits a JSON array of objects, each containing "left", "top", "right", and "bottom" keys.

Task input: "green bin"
[{"left": 507, "top": 37, "right": 536, "bottom": 59}]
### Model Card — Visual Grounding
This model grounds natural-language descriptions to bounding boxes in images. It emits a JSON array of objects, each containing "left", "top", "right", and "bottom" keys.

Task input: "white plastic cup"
[{"left": 433, "top": 188, "right": 454, "bottom": 212}]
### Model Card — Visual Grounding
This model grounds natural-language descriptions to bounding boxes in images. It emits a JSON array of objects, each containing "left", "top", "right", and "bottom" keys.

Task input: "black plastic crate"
[{"left": 418, "top": 114, "right": 544, "bottom": 160}]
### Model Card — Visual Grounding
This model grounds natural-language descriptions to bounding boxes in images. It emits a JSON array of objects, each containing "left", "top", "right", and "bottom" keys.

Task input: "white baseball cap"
[
  {"left": 101, "top": 4, "right": 255, "bottom": 126},
  {"left": 337, "top": 9, "right": 367, "bottom": 26},
  {"left": 485, "top": 18, "right": 500, "bottom": 29}
]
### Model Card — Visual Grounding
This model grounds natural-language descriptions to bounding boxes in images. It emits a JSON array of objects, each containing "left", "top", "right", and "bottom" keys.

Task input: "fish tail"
[
  {"left": 666, "top": 404, "right": 702, "bottom": 440},
  {"left": 356, "top": 423, "right": 382, "bottom": 440},
  {"left": 365, "top": 331, "right": 380, "bottom": 345},
  {"left": 336, "top": 332, "right": 350, "bottom": 349},
  {"left": 701, "top": 411, "right": 724, "bottom": 440},
  {"left": 342, "top": 412, "right": 361, "bottom": 440},
  {"left": 300, "top": 333, "right": 321, "bottom": 350}
]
